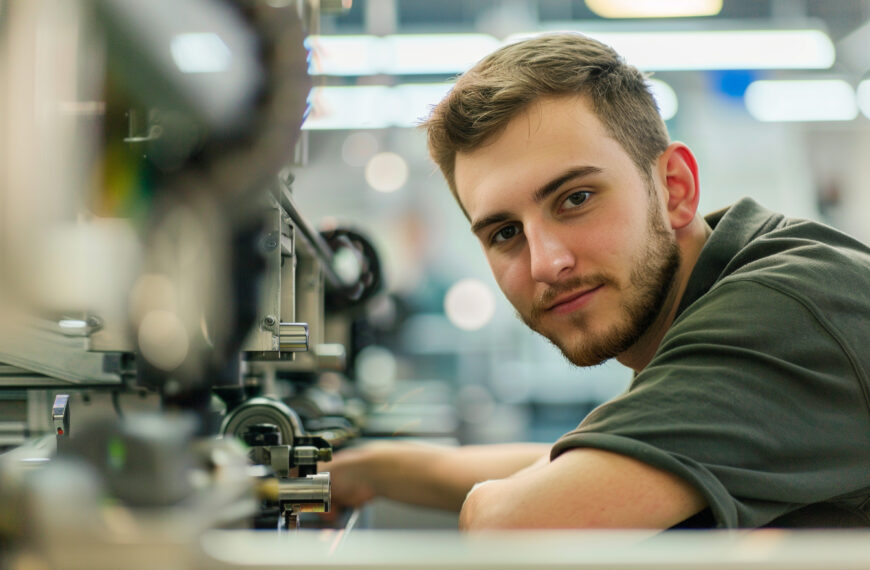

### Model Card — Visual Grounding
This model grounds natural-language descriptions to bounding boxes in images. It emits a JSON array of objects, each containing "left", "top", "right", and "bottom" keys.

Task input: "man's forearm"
[
  {"left": 458, "top": 448, "right": 707, "bottom": 530},
  {"left": 329, "top": 441, "right": 550, "bottom": 512}
]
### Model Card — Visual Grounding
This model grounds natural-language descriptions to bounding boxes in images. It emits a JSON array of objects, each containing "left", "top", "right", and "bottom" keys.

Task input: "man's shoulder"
[
  {"left": 701, "top": 198, "right": 870, "bottom": 307},
  {"left": 719, "top": 215, "right": 870, "bottom": 305}
]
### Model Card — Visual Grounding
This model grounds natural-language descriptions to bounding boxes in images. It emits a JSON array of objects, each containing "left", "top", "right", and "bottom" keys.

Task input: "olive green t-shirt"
[{"left": 551, "top": 197, "right": 870, "bottom": 528}]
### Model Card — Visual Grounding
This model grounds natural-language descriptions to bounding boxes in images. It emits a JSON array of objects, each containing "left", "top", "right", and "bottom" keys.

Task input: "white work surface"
[{"left": 200, "top": 528, "right": 870, "bottom": 569}]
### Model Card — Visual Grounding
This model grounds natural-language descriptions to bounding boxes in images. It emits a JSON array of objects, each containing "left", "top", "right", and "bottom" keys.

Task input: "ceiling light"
[
  {"left": 304, "top": 86, "right": 393, "bottom": 130},
  {"left": 306, "top": 35, "right": 380, "bottom": 76},
  {"left": 586, "top": 0, "right": 722, "bottom": 18},
  {"left": 381, "top": 34, "right": 500, "bottom": 75},
  {"left": 510, "top": 29, "right": 835, "bottom": 71},
  {"left": 307, "top": 34, "right": 500, "bottom": 76},
  {"left": 303, "top": 84, "right": 453, "bottom": 130},
  {"left": 744, "top": 79, "right": 857, "bottom": 122},
  {"left": 390, "top": 83, "right": 454, "bottom": 126}
]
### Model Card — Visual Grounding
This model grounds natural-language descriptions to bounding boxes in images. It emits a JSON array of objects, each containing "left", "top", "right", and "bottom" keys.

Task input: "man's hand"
[
  {"left": 459, "top": 447, "right": 706, "bottom": 530},
  {"left": 319, "top": 446, "right": 377, "bottom": 510}
]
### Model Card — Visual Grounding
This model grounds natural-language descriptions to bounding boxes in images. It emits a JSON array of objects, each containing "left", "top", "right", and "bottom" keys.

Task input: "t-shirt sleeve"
[{"left": 551, "top": 279, "right": 870, "bottom": 528}]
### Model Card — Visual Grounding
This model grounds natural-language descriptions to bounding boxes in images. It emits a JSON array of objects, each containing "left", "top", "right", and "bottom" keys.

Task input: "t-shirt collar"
[{"left": 674, "top": 197, "right": 781, "bottom": 320}]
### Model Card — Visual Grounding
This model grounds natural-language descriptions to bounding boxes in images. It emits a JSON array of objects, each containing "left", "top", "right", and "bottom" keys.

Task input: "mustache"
[{"left": 530, "top": 274, "right": 615, "bottom": 318}]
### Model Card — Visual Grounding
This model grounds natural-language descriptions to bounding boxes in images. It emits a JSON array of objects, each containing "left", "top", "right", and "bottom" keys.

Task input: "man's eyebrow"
[
  {"left": 533, "top": 165, "right": 603, "bottom": 204},
  {"left": 471, "top": 212, "right": 511, "bottom": 236},
  {"left": 469, "top": 166, "right": 603, "bottom": 236}
]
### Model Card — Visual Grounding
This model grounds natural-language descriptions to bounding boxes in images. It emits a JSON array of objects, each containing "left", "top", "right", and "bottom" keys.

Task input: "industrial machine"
[{"left": 0, "top": 0, "right": 376, "bottom": 563}]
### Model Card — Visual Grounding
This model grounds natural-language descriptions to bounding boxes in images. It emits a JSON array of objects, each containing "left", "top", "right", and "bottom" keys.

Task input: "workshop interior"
[{"left": 2, "top": 0, "right": 870, "bottom": 567}]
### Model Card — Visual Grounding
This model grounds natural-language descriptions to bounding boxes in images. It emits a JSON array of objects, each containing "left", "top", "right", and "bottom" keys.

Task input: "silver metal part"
[
  {"left": 0, "top": 321, "right": 123, "bottom": 386},
  {"left": 292, "top": 445, "right": 331, "bottom": 466},
  {"left": 269, "top": 445, "right": 292, "bottom": 478},
  {"left": 243, "top": 204, "right": 290, "bottom": 354},
  {"left": 278, "top": 322, "right": 309, "bottom": 352},
  {"left": 51, "top": 394, "right": 70, "bottom": 436},
  {"left": 220, "top": 397, "right": 303, "bottom": 447},
  {"left": 277, "top": 471, "right": 330, "bottom": 513}
]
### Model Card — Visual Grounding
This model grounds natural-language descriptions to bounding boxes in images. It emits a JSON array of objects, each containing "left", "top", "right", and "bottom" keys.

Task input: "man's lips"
[{"left": 546, "top": 285, "right": 604, "bottom": 314}]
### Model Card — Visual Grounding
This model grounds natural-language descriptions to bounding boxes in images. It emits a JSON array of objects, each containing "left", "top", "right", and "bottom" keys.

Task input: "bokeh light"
[
  {"left": 341, "top": 132, "right": 379, "bottom": 167},
  {"left": 364, "top": 152, "right": 409, "bottom": 193},
  {"left": 444, "top": 278, "right": 496, "bottom": 331}
]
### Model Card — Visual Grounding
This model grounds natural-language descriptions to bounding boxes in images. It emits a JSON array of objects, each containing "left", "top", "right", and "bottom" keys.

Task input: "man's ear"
[{"left": 657, "top": 142, "right": 700, "bottom": 230}]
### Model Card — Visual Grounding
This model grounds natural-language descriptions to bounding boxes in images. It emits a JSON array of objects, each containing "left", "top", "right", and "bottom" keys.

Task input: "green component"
[{"left": 107, "top": 436, "right": 126, "bottom": 471}]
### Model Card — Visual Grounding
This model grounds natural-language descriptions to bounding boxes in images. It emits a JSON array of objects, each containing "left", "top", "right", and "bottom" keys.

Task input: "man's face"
[{"left": 455, "top": 96, "right": 680, "bottom": 366}]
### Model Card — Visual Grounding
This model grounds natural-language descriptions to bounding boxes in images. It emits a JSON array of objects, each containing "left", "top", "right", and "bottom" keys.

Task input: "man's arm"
[
  {"left": 325, "top": 441, "right": 549, "bottom": 512},
  {"left": 459, "top": 447, "right": 707, "bottom": 530}
]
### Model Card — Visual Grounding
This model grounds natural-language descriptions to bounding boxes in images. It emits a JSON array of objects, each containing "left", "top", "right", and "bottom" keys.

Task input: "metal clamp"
[{"left": 278, "top": 322, "right": 309, "bottom": 352}]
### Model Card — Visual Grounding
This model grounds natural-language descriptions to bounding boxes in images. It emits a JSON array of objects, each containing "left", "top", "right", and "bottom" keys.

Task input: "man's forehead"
[{"left": 454, "top": 96, "right": 611, "bottom": 218}]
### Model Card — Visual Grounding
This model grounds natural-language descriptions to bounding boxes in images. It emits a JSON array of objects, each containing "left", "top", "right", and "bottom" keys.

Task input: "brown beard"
[{"left": 521, "top": 199, "right": 681, "bottom": 367}]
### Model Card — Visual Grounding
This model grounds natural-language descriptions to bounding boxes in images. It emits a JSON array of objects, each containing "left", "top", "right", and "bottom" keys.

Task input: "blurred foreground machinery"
[{"left": 0, "top": 0, "right": 374, "bottom": 564}]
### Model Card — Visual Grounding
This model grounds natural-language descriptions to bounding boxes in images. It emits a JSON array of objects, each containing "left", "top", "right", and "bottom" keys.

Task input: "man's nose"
[{"left": 527, "top": 224, "right": 575, "bottom": 284}]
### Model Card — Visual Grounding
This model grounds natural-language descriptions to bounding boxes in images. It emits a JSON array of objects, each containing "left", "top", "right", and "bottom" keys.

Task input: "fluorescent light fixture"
[
  {"left": 58, "top": 319, "right": 88, "bottom": 329},
  {"left": 303, "top": 80, "right": 670, "bottom": 129},
  {"left": 304, "top": 86, "right": 392, "bottom": 130},
  {"left": 390, "top": 83, "right": 454, "bottom": 126},
  {"left": 508, "top": 29, "right": 835, "bottom": 71},
  {"left": 857, "top": 80, "right": 870, "bottom": 119},
  {"left": 306, "top": 35, "right": 380, "bottom": 76},
  {"left": 382, "top": 34, "right": 500, "bottom": 75},
  {"left": 170, "top": 32, "right": 232, "bottom": 73},
  {"left": 307, "top": 34, "right": 500, "bottom": 76},
  {"left": 303, "top": 83, "right": 453, "bottom": 130},
  {"left": 744, "top": 79, "right": 857, "bottom": 122},
  {"left": 648, "top": 78, "right": 678, "bottom": 120},
  {"left": 312, "top": 30, "right": 834, "bottom": 76},
  {"left": 586, "top": 0, "right": 722, "bottom": 18}
]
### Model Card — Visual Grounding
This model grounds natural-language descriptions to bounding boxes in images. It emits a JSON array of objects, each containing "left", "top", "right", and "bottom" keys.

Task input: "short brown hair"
[{"left": 424, "top": 33, "right": 669, "bottom": 210}]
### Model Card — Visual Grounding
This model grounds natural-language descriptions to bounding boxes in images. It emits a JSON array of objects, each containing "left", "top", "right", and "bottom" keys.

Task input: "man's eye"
[
  {"left": 561, "top": 191, "right": 591, "bottom": 210},
  {"left": 492, "top": 224, "right": 519, "bottom": 244}
]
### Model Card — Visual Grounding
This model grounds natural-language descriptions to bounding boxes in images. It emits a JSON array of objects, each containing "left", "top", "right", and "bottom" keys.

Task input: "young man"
[{"left": 326, "top": 33, "right": 870, "bottom": 530}]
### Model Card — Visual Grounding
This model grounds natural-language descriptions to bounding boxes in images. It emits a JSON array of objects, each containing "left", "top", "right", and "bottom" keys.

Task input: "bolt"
[
  {"left": 263, "top": 315, "right": 278, "bottom": 328},
  {"left": 262, "top": 231, "right": 279, "bottom": 252}
]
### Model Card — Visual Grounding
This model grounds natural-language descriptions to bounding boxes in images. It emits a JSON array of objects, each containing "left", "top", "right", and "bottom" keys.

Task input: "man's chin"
[
  {"left": 542, "top": 324, "right": 636, "bottom": 368},
  {"left": 557, "top": 342, "right": 616, "bottom": 367}
]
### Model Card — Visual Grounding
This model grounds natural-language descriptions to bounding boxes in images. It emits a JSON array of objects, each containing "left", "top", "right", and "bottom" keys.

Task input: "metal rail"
[{"left": 274, "top": 176, "right": 346, "bottom": 290}]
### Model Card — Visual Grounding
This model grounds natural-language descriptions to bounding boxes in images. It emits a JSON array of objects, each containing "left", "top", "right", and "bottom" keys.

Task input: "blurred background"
[
  {"left": 1, "top": 0, "right": 870, "bottom": 554},
  {"left": 292, "top": 0, "right": 870, "bottom": 447}
]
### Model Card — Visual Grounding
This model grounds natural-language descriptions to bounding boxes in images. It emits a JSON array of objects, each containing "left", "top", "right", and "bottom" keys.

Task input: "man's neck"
[{"left": 617, "top": 217, "right": 713, "bottom": 373}]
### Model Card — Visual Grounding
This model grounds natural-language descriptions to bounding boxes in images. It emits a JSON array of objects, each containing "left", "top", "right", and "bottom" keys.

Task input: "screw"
[{"left": 262, "top": 231, "right": 279, "bottom": 252}]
